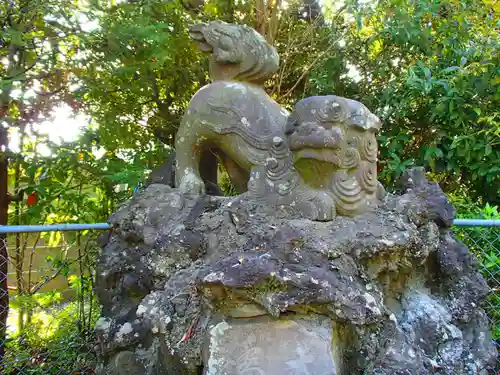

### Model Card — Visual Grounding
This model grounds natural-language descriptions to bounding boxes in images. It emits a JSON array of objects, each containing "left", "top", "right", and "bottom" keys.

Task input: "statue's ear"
[
  {"left": 367, "top": 112, "right": 382, "bottom": 133},
  {"left": 188, "top": 23, "right": 208, "bottom": 34}
]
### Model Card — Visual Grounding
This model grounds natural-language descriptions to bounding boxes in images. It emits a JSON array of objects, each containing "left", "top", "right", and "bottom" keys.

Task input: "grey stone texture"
[{"left": 94, "top": 169, "right": 497, "bottom": 374}]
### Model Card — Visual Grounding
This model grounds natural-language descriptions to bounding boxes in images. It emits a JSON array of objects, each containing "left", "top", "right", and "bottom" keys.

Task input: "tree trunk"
[
  {"left": 223, "top": 0, "right": 235, "bottom": 23},
  {"left": 13, "top": 127, "right": 25, "bottom": 333},
  {"left": 254, "top": 0, "right": 282, "bottom": 44},
  {"left": 0, "top": 126, "right": 9, "bottom": 365},
  {"left": 255, "top": 0, "right": 267, "bottom": 36},
  {"left": 267, "top": 0, "right": 282, "bottom": 45}
]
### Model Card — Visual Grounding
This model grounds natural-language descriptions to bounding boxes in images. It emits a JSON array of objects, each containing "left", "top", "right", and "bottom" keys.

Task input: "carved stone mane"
[
  {"left": 188, "top": 21, "right": 279, "bottom": 83},
  {"left": 285, "top": 96, "right": 385, "bottom": 217}
]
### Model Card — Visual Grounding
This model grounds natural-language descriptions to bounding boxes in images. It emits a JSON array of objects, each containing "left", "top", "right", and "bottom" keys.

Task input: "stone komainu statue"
[
  {"left": 96, "top": 20, "right": 496, "bottom": 375},
  {"left": 174, "top": 20, "right": 385, "bottom": 220}
]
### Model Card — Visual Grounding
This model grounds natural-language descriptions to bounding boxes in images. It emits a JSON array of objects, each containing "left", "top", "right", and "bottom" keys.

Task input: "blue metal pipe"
[
  {"left": 452, "top": 219, "right": 500, "bottom": 227},
  {"left": 0, "top": 219, "right": 497, "bottom": 233},
  {"left": 0, "top": 223, "right": 111, "bottom": 233}
]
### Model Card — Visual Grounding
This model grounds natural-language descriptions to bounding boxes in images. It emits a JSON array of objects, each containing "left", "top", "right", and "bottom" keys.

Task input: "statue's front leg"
[
  {"left": 175, "top": 124, "right": 206, "bottom": 195},
  {"left": 245, "top": 139, "right": 337, "bottom": 222},
  {"left": 177, "top": 166, "right": 206, "bottom": 195}
]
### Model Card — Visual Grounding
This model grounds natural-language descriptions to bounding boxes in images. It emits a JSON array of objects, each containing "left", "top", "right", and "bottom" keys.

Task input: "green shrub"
[{"left": 4, "top": 276, "right": 100, "bottom": 374}]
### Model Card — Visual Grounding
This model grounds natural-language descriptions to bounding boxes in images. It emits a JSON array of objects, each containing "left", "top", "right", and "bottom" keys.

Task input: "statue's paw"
[
  {"left": 178, "top": 173, "right": 206, "bottom": 195},
  {"left": 376, "top": 181, "right": 386, "bottom": 200},
  {"left": 296, "top": 192, "right": 336, "bottom": 221},
  {"left": 311, "top": 192, "right": 336, "bottom": 221}
]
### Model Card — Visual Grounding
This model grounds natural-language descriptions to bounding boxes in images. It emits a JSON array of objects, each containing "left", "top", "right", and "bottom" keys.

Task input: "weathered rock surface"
[{"left": 94, "top": 171, "right": 497, "bottom": 374}]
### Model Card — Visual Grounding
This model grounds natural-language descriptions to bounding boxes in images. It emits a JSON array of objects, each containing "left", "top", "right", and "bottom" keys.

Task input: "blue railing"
[{"left": 0, "top": 219, "right": 498, "bottom": 233}]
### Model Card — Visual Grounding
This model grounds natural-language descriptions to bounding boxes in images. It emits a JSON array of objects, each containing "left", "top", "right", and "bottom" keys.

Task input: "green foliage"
[
  {"left": 333, "top": 0, "right": 500, "bottom": 203},
  {"left": 5, "top": 274, "right": 99, "bottom": 374},
  {"left": 9, "top": 291, "right": 63, "bottom": 311},
  {"left": 0, "top": 0, "right": 82, "bottom": 124},
  {"left": 218, "top": 165, "right": 237, "bottom": 196},
  {"left": 78, "top": 0, "right": 206, "bottom": 150},
  {"left": 10, "top": 127, "right": 169, "bottom": 226}
]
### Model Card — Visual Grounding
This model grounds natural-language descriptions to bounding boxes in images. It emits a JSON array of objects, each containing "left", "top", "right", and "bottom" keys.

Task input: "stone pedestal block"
[{"left": 204, "top": 315, "right": 340, "bottom": 375}]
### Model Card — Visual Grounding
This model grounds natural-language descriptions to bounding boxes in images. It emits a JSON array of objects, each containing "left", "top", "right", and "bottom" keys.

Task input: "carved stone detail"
[
  {"left": 174, "top": 21, "right": 385, "bottom": 220},
  {"left": 188, "top": 21, "right": 279, "bottom": 84},
  {"left": 284, "top": 95, "right": 383, "bottom": 218},
  {"left": 245, "top": 136, "right": 337, "bottom": 221},
  {"left": 330, "top": 170, "right": 365, "bottom": 216},
  {"left": 356, "top": 161, "right": 378, "bottom": 194}
]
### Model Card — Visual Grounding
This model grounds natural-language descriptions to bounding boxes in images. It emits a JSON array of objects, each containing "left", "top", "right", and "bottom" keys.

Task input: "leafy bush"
[
  {"left": 310, "top": 0, "right": 499, "bottom": 204},
  {"left": 4, "top": 276, "right": 99, "bottom": 374}
]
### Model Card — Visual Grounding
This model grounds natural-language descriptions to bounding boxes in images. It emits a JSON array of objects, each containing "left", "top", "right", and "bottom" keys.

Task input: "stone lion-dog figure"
[{"left": 174, "top": 21, "right": 384, "bottom": 220}]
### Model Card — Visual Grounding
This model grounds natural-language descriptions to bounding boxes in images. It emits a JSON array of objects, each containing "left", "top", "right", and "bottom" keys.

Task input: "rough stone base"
[{"left": 94, "top": 169, "right": 497, "bottom": 374}]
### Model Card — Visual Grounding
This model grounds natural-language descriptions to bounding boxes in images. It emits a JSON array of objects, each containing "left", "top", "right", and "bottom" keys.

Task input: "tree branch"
[
  {"left": 255, "top": 0, "right": 267, "bottom": 37},
  {"left": 278, "top": 40, "right": 337, "bottom": 101},
  {"left": 30, "top": 251, "right": 86, "bottom": 295},
  {"left": 34, "top": 86, "right": 65, "bottom": 97},
  {"left": 3, "top": 61, "right": 37, "bottom": 80}
]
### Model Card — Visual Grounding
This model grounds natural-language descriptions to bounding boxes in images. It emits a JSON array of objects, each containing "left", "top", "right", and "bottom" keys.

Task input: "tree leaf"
[{"left": 442, "top": 66, "right": 460, "bottom": 73}]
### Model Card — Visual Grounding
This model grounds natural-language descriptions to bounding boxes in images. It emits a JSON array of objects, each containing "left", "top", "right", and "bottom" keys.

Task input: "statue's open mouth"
[
  {"left": 287, "top": 127, "right": 343, "bottom": 152},
  {"left": 188, "top": 24, "right": 214, "bottom": 52},
  {"left": 292, "top": 148, "right": 341, "bottom": 165}
]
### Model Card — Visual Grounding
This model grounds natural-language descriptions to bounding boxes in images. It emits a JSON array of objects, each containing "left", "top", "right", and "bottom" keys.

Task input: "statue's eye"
[
  {"left": 219, "top": 35, "right": 233, "bottom": 50},
  {"left": 285, "top": 117, "right": 299, "bottom": 135},
  {"left": 331, "top": 102, "right": 341, "bottom": 112}
]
